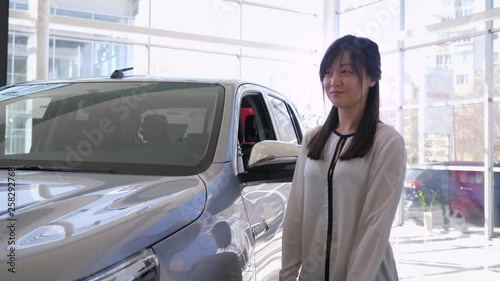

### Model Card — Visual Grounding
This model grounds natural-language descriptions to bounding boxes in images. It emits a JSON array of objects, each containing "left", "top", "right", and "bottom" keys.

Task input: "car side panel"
[
  {"left": 154, "top": 163, "right": 255, "bottom": 281},
  {"left": 240, "top": 181, "right": 290, "bottom": 280},
  {"left": 236, "top": 87, "right": 297, "bottom": 280}
]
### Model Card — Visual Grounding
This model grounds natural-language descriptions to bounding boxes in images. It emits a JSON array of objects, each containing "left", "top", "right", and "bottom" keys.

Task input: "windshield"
[
  {"left": 0, "top": 81, "right": 225, "bottom": 176},
  {"left": 405, "top": 169, "right": 424, "bottom": 180}
]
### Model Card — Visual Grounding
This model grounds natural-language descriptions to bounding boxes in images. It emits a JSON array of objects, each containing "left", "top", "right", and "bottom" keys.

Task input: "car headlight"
[{"left": 84, "top": 249, "right": 159, "bottom": 281}]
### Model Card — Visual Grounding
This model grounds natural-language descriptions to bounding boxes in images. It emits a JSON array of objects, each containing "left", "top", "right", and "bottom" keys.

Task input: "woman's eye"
[{"left": 341, "top": 69, "right": 350, "bottom": 74}]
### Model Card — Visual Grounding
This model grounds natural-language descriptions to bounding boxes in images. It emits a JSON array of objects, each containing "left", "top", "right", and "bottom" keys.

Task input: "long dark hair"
[{"left": 307, "top": 34, "right": 381, "bottom": 160}]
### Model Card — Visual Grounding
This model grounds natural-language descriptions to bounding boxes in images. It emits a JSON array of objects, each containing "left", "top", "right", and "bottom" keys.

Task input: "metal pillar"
[
  {"left": 396, "top": 0, "right": 406, "bottom": 226},
  {"left": 484, "top": 0, "right": 494, "bottom": 240}
]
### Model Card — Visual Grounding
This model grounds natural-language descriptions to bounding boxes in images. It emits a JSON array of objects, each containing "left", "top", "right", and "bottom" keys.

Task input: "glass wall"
[
  {"left": 493, "top": 33, "right": 500, "bottom": 235},
  {"left": 6, "top": 32, "right": 30, "bottom": 85},
  {"left": 150, "top": 0, "right": 240, "bottom": 38},
  {"left": 380, "top": 52, "right": 400, "bottom": 108},
  {"left": 7, "top": 0, "right": 324, "bottom": 121},
  {"left": 340, "top": 0, "right": 499, "bottom": 238},
  {"left": 47, "top": 38, "right": 139, "bottom": 79},
  {"left": 338, "top": 0, "right": 401, "bottom": 52},
  {"left": 8, "top": 0, "right": 499, "bottom": 239},
  {"left": 403, "top": 36, "right": 486, "bottom": 164}
]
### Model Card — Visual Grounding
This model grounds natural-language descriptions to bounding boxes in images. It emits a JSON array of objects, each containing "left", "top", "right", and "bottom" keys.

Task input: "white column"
[
  {"left": 26, "top": 0, "right": 38, "bottom": 81},
  {"left": 396, "top": 0, "right": 405, "bottom": 226},
  {"left": 484, "top": 2, "right": 494, "bottom": 241},
  {"left": 36, "top": 0, "right": 50, "bottom": 80},
  {"left": 323, "top": 0, "right": 338, "bottom": 50}
]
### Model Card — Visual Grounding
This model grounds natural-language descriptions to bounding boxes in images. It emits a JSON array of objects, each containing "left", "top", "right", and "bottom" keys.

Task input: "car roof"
[
  {"left": 6, "top": 75, "right": 261, "bottom": 89},
  {"left": 426, "top": 161, "right": 500, "bottom": 167},
  {"left": 2, "top": 75, "right": 292, "bottom": 102}
]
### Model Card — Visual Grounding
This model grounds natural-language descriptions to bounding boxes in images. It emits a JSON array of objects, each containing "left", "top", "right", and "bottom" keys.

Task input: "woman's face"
[{"left": 322, "top": 52, "right": 375, "bottom": 111}]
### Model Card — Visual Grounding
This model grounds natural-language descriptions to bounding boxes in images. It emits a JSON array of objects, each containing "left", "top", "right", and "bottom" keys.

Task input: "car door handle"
[{"left": 251, "top": 220, "right": 269, "bottom": 239}]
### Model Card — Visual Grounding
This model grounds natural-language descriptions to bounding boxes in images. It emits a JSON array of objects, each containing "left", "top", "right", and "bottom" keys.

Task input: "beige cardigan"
[{"left": 279, "top": 123, "right": 406, "bottom": 281}]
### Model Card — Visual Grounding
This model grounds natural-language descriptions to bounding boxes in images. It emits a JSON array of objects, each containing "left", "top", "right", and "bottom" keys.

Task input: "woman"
[{"left": 279, "top": 35, "right": 406, "bottom": 281}]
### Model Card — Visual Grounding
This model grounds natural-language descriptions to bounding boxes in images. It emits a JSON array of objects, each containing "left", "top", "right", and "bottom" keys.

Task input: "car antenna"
[{"left": 110, "top": 67, "right": 134, "bottom": 79}]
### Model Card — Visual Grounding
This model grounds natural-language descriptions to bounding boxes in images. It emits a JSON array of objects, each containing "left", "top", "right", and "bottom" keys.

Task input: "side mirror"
[{"left": 239, "top": 140, "right": 299, "bottom": 183}]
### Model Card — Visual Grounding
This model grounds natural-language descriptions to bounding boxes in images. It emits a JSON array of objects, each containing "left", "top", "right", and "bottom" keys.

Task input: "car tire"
[{"left": 450, "top": 207, "right": 469, "bottom": 233}]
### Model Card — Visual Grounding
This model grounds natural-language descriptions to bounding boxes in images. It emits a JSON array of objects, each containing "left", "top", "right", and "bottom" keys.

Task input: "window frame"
[{"left": 267, "top": 94, "right": 302, "bottom": 144}]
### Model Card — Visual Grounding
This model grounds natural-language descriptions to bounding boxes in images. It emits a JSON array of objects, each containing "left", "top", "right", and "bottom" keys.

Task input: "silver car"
[{"left": 0, "top": 74, "right": 303, "bottom": 281}]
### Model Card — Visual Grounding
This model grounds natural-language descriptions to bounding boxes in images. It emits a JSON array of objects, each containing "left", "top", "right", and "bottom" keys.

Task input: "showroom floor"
[{"left": 390, "top": 222, "right": 500, "bottom": 280}]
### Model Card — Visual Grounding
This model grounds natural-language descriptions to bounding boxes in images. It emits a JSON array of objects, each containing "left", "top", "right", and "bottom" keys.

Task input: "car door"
[{"left": 237, "top": 90, "right": 302, "bottom": 280}]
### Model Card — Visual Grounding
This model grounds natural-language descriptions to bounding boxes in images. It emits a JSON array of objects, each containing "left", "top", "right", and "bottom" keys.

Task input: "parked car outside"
[
  {"left": 0, "top": 73, "right": 304, "bottom": 281},
  {"left": 403, "top": 161, "right": 500, "bottom": 232}
]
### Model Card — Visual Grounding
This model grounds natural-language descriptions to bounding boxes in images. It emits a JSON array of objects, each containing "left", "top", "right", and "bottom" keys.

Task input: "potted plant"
[{"left": 414, "top": 188, "right": 438, "bottom": 232}]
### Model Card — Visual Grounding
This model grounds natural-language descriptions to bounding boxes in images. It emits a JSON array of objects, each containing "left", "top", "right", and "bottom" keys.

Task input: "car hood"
[{"left": 0, "top": 170, "right": 206, "bottom": 281}]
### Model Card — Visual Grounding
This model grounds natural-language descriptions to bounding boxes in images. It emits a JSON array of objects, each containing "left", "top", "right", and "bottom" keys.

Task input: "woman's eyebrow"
[{"left": 339, "top": 63, "right": 352, "bottom": 67}]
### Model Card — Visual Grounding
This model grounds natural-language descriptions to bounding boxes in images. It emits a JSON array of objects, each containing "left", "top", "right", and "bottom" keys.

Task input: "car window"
[
  {"left": 0, "top": 82, "right": 225, "bottom": 176},
  {"left": 268, "top": 96, "right": 299, "bottom": 144},
  {"left": 472, "top": 172, "right": 484, "bottom": 184},
  {"left": 239, "top": 93, "right": 276, "bottom": 143},
  {"left": 238, "top": 93, "right": 276, "bottom": 169},
  {"left": 454, "top": 171, "right": 483, "bottom": 185},
  {"left": 405, "top": 169, "right": 424, "bottom": 180}
]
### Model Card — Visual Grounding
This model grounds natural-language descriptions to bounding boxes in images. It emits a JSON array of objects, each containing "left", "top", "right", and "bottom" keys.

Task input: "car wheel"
[{"left": 450, "top": 207, "right": 469, "bottom": 233}]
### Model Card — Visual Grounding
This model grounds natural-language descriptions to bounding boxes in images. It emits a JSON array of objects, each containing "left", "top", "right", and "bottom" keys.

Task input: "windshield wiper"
[{"left": 0, "top": 165, "right": 122, "bottom": 174}]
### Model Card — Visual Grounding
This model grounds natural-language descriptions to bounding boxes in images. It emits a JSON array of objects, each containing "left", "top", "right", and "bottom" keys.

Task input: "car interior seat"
[
  {"left": 240, "top": 114, "right": 259, "bottom": 169},
  {"left": 142, "top": 114, "right": 169, "bottom": 144},
  {"left": 244, "top": 115, "right": 259, "bottom": 143}
]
